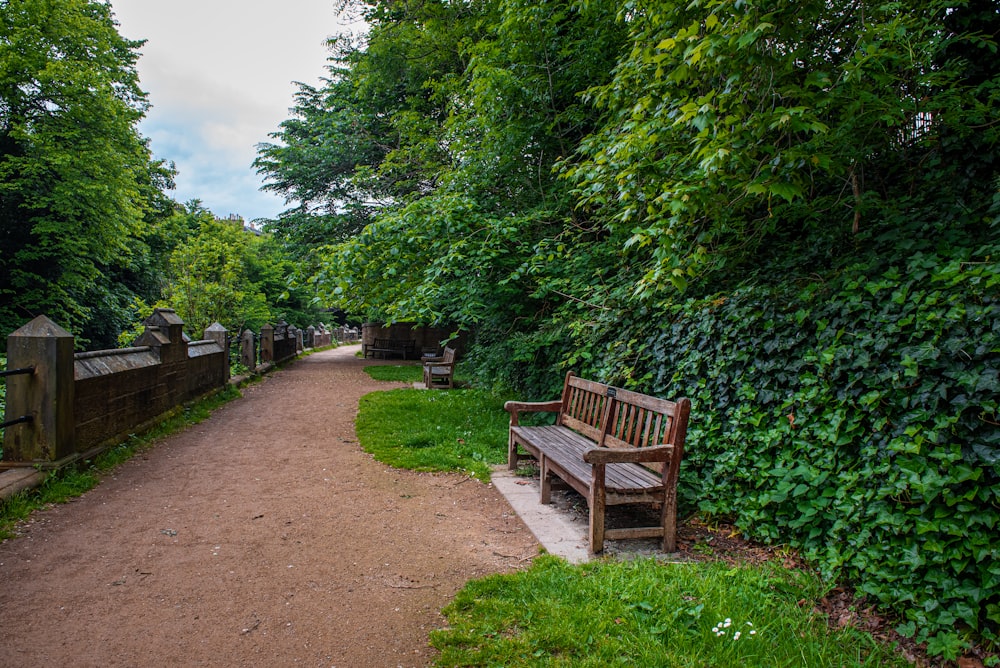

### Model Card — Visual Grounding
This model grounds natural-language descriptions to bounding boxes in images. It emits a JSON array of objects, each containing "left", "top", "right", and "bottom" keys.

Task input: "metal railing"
[{"left": 0, "top": 365, "right": 34, "bottom": 430}]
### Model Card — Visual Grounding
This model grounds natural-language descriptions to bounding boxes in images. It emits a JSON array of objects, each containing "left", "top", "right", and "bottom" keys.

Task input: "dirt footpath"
[{"left": 0, "top": 345, "right": 538, "bottom": 667}]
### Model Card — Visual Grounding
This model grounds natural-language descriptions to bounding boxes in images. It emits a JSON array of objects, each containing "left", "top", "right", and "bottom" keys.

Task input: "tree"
[
  {"left": 563, "top": 0, "right": 1000, "bottom": 296},
  {"left": 152, "top": 208, "right": 319, "bottom": 339},
  {"left": 266, "top": 0, "right": 629, "bottom": 332},
  {"left": 0, "top": 0, "right": 169, "bottom": 348}
]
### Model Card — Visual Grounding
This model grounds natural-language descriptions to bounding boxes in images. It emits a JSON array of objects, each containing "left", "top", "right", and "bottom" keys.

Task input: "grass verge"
[
  {"left": 0, "top": 384, "right": 241, "bottom": 540},
  {"left": 431, "top": 555, "right": 909, "bottom": 667},
  {"left": 355, "top": 387, "right": 508, "bottom": 482},
  {"left": 364, "top": 363, "right": 424, "bottom": 383},
  {"left": 364, "top": 361, "right": 470, "bottom": 386}
]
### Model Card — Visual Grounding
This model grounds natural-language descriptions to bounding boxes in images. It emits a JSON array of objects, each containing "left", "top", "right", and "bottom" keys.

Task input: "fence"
[
  {"left": 232, "top": 322, "right": 355, "bottom": 375},
  {"left": 0, "top": 308, "right": 347, "bottom": 470}
]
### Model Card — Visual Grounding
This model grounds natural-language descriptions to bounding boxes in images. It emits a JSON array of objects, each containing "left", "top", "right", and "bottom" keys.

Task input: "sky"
[{"left": 110, "top": 1, "right": 365, "bottom": 223}]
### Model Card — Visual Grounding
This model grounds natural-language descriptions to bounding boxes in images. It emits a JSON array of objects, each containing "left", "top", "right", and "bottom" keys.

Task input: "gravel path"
[{"left": 0, "top": 345, "right": 538, "bottom": 667}]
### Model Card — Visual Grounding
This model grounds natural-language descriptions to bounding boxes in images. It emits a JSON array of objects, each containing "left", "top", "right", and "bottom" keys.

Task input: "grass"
[
  {"left": 0, "top": 384, "right": 241, "bottom": 540},
  {"left": 364, "top": 363, "right": 425, "bottom": 383},
  {"left": 364, "top": 361, "right": 473, "bottom": 386},
  {"left": 356, "top": 375, "right": 909, "bottom": 667},
  {"left": 432, "top": 555, "right": 909, "bottom": 667},
  {"left": 355, "top": 387, "right": 509, "bottom": 482}
]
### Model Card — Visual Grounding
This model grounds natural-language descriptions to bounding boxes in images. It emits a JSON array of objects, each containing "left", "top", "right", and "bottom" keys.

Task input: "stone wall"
[
  {"left": 3, "top": 309, "right": 342, "bottom": 467},
  {"left": 361, "top": 322, "right": 466, "bottom": 360},
  {"left": 3, "top": 309, "right": 228, "bottom": 465}
]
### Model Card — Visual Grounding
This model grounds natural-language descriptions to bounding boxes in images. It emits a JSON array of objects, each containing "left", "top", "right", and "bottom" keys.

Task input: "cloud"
[{"left": 110, "top": 0, "right": 361, "bottom": 221}]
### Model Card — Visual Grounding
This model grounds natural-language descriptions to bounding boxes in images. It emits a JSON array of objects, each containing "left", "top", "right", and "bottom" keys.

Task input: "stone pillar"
[
  {"left": 240, "top": 330, "right": 256, "bottom": 371},
  {"left": 305, "top": 325, "right": 316, "bottom": 349},
  {"left": 204, "top": 322, "right": 229, "bottom": 382},
  {"left": 260, "top": 324, "right": 274, "bottom": 363},
  {"left": 294, "top": 327, "right": 304, "bottom": 353},
  {"left": 133, "top": 307, "right": 189, "bottom": 408},
  {"left": 2, "top": 316, "right": 76, "bottom": 462},
  {"left": 135, "top": 308, "right": 188, "bottom": 365}
]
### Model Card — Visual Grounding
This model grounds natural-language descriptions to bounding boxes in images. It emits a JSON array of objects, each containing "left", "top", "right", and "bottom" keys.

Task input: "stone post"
[
  {"left": 2, "top": 316, "right": 76, "bottom": 462},
  {"left": 133, "top": 308, "right": 189, "bottom": 407},
  {"left": 294, "top": 327, "right": 304, "bottom": 353},
  {"left": 260, "top": 324, "right": 274, "bottom": 363},
  {"left": 305, "top": 325, "right": 315, "bottom": 349},
  {"left": 204, "top": 323, "right": 229, "bottom": 383},
  {"left": 240, "top": 330, "right": 256, "bottom": 371},
  {"left": 135, "top": 308, "right": 188, "bottom": 364}
]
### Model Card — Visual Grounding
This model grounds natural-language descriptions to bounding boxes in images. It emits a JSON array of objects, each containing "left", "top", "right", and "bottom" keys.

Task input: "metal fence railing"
[{"left": 0, "top": 364, "right": 34, "bottom": 430}]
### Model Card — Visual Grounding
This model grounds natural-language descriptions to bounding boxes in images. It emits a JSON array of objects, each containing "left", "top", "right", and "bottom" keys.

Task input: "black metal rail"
[
  {"left": 1, "top": 365, "right": 35, "bottom": 429},
  {"left": 1, "top": 414, "right": 32, "bottom": 429},
  {"left": 0, "top": 365, "right": 34, "bottom": 378}
]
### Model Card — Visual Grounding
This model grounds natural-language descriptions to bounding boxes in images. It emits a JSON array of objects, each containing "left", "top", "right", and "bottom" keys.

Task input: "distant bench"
[
  {"left": 423, "top": 346, "right": 457, "bottom": 389},
  {"left": 505, "top": 372, "right": 691, "bottom": 553},
  {"left": 363, "top": 338, "right": 415, "bottom": 360}
]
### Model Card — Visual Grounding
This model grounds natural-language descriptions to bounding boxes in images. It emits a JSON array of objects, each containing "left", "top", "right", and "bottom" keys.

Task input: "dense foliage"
[
  {"left": 116, "top": 201, "right": 320, "bottom": 344},
  {"left": 257, "top": 0, "right": 1000, "bottom": 657},
  {"left": 0, "top": 0, "right": 320, "bottom": 350},
  {"left": 0, "top": 0, "right": 175, "bottom": 347}
]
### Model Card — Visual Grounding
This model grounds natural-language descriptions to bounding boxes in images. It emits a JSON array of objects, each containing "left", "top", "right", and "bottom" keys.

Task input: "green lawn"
[
  {"left": 355, "top": 380, "right": 912, "bottom": 668},
  {"left": 364, "top": 363, "right": 425, "bottom": 383},
  {"left": 432, "top": 556, "right": 909, "bottom": 667},
  {"left": 356, "top": 386, "right": 508, "bottom": 482}
]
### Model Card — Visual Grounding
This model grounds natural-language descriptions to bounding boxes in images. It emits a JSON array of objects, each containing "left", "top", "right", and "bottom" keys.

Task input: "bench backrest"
[
  {"left": 557, "top": 372, "right": 691, "bottom": 475},
  {"left": 441, "top": 346, "right": 456, "bottom": 364}
]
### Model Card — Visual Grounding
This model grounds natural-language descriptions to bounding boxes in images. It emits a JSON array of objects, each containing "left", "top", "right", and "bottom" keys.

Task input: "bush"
[
  {"left": 612, "top": 242, "right": 999, "bottom": 653},
  {"left": 467, "top": 221, "right": 999, "bottom": 654}
]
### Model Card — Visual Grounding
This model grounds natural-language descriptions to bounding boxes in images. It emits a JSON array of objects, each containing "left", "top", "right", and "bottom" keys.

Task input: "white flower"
[{"left": 734, "top": 631, "right": 742, "bottom": 641}]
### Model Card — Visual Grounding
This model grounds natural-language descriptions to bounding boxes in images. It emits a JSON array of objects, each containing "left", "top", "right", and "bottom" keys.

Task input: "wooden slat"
[
  {"left": 516, "top": 426, "right": 664, "bottom": 495},
  {"left": 561, "top": 415, "right": 602, "bottom": 442},
  {"left": 626, "top": 403, "right": 639, "bottom": 444},
  {"left": 566, "top": 375, "right": 613, "bottom": 396},
  {"left": 606, "top": 527, "right": 664, "bottom": 540}
]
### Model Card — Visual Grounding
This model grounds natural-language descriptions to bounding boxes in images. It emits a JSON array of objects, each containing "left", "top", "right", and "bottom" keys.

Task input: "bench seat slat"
[{"left": 512, "top": 426, "right": 664, "bottom": 494}]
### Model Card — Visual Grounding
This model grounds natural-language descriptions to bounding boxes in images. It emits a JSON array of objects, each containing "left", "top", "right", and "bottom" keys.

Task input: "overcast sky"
[{"left": 110, "top": 1, "right": 364, "bottom": 222}]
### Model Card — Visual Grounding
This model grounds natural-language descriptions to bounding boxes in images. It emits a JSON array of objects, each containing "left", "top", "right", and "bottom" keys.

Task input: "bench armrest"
[
  {"left": 423, "top": 361, "right": 455, "bottom": 369},
  {"left": 503, "top": 400, "right": 562, "bottom": 426},
  {"left": 583, "top": 444, "right": 675, "bottom": 464}
]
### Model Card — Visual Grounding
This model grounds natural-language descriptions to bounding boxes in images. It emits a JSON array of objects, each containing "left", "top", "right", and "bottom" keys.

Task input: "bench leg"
[
  {"left": 589, "top": 463, "right": 606, "bottom": 553},
  {"left": 539, "top": 456, "right": 552, "bottom": 505},
  {"left": 662, "top": 487, "right": 678, "bottom": 552}
]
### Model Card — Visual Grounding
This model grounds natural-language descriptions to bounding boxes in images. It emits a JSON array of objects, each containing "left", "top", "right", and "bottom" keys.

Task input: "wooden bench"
[
  {"left": 423, "top": 346, "right": 457, "bottom": 389},
  {"left": 364, "top": 338, "right": 415, "bottom": 359},
  {"left": 505, "top": 372, "right": 691, "bottom": 553}
]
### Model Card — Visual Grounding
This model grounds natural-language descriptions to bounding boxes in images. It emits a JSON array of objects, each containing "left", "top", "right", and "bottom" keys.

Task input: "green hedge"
[
  {"left": 623, "top": 247, "right": 999, "bottom": 655},
  {"left": 464, "top": 216, "right": 999, "bottom": 655}
]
